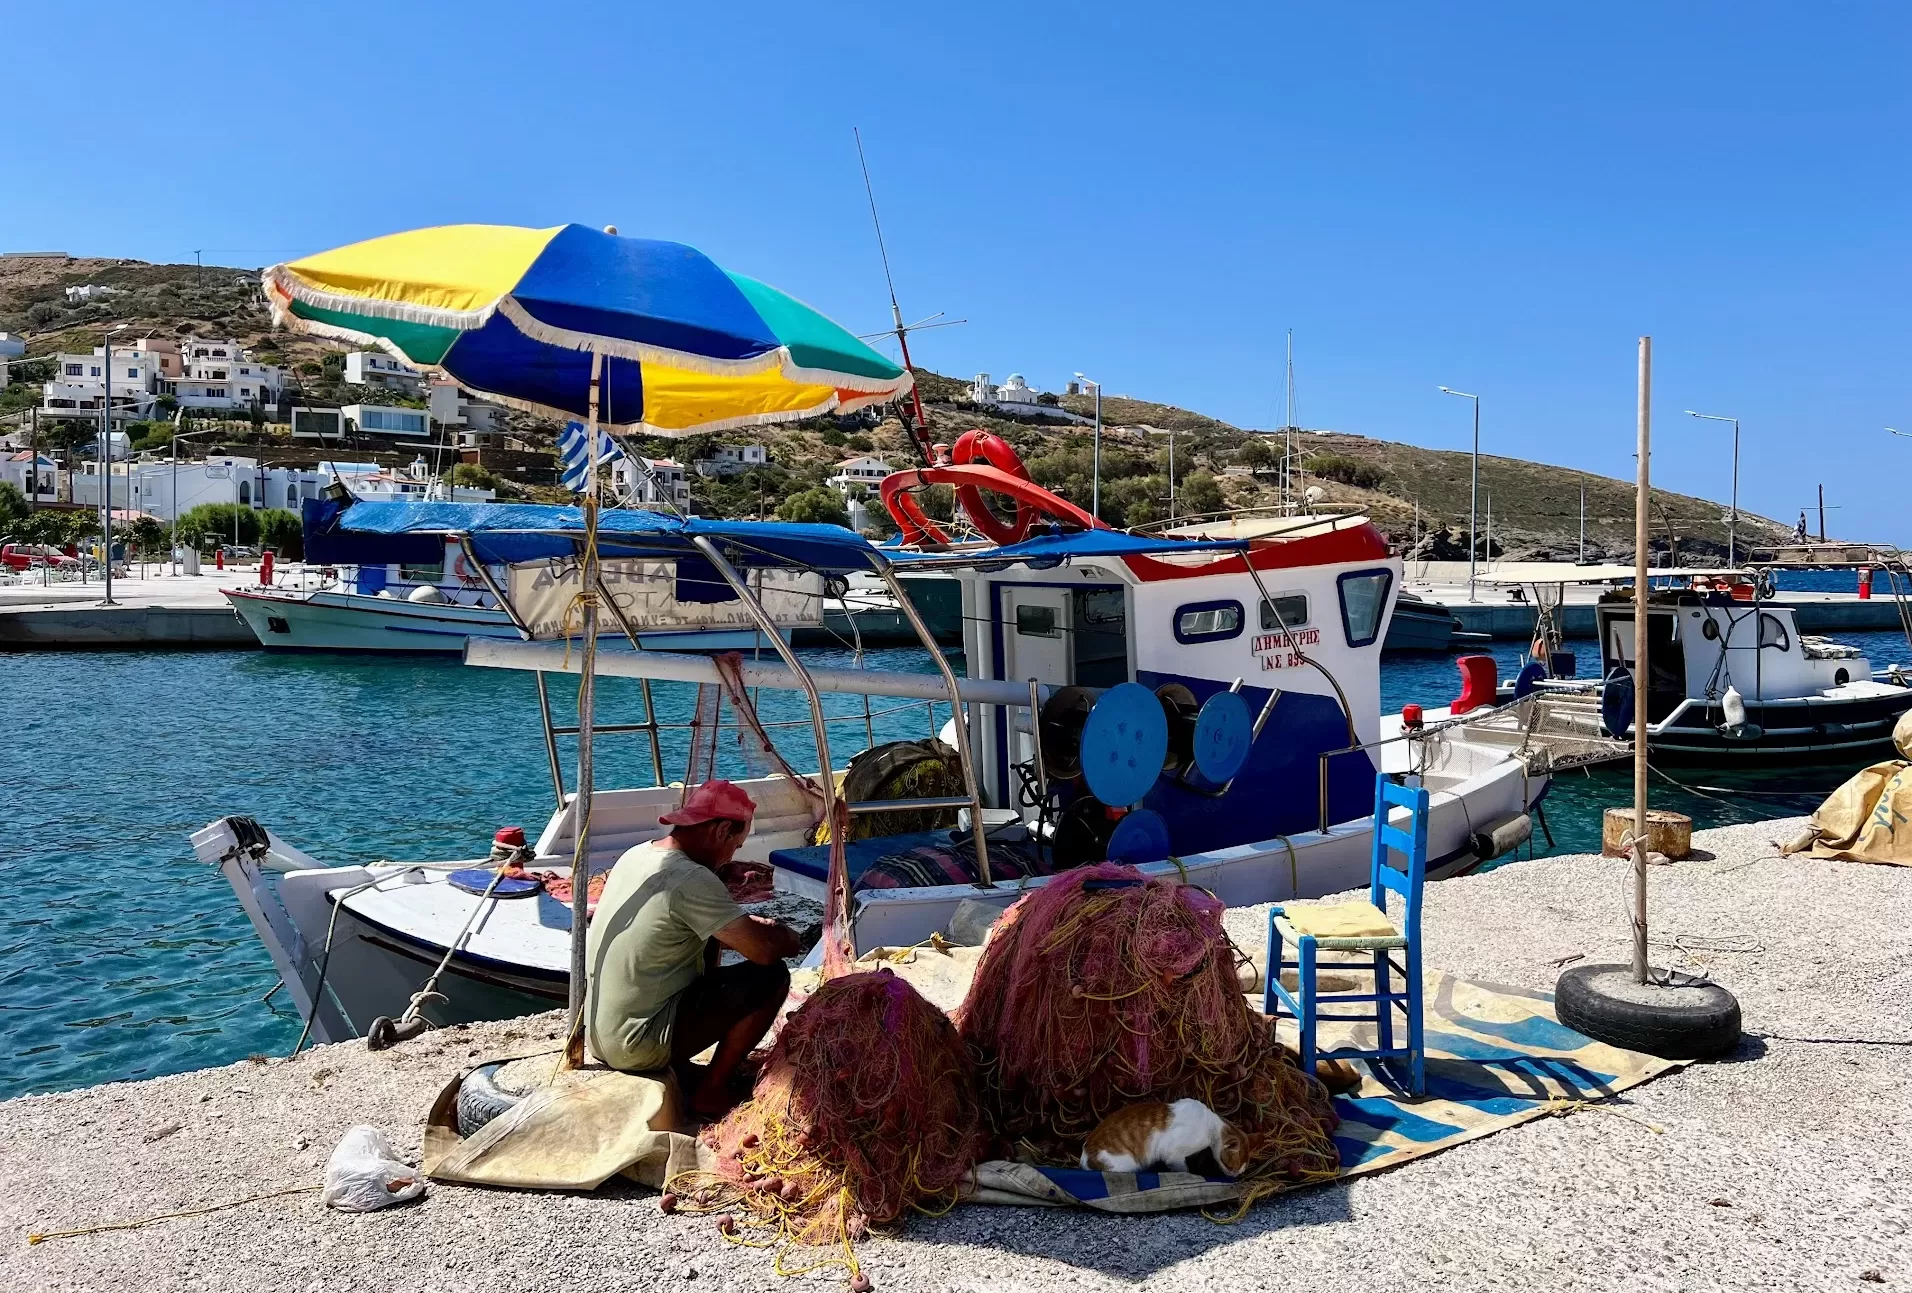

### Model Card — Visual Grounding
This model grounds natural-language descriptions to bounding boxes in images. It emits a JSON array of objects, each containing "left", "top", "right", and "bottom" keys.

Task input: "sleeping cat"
[{"left": 1079, "top": 1099, "right": 1249, "bottom": 1176}]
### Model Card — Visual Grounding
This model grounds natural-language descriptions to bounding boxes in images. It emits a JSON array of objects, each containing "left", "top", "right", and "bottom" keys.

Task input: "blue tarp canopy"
[
  {"left": 885, "top": 527, "right": 1249, "bottom": 569},
  {"left": 303, "top": 498, "right": 888, "bottom": 572},
  {"left": 303, "top": 498, "right": 1250, "bottom": 573}
]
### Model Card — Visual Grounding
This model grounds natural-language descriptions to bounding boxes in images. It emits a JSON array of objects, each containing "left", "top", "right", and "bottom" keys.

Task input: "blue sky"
[{"left": 6, "top": 3, "right": 1908, "bottom": 539}]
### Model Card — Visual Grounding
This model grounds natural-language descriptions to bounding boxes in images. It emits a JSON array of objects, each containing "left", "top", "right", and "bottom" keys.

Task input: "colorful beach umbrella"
[{"left": 261, "top": 223, "right": 912, "bottom": 436}]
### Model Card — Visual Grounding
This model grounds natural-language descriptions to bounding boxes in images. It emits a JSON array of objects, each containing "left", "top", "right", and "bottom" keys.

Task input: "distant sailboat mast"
[{"left": 1281, "top": 330, "right": 1300, "bottom": 511}]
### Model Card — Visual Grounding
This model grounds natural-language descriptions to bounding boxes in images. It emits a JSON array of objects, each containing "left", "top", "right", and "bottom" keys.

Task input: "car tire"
[
  {"left": 1555, "top": 962, "right": 1742, "bottom": 1060},
  {"left": 455, "top": 1061, "right": 532, "bottom": 1137}
]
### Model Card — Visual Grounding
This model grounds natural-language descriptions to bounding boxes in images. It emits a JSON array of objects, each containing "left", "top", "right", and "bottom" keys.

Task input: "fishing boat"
[
  {"left": 1489, "top": 563, "right": 1912, "bottom": 762},
  {"left": 223, "top": 507, "right": 790, "bottom": 654},
  {"left": 191, "top": 448, "right": 1621, "bottom": 1044}
]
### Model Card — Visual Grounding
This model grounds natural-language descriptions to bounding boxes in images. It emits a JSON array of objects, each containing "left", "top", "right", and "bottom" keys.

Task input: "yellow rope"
[
  {"left": 27, "top": 1184, "right": 321, "bottom": 1244},
  {"left": 1538, "top": 1096, "right": 1664, "bottom": 1134}
]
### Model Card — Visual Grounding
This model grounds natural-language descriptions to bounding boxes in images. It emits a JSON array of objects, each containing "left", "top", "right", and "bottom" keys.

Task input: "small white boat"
[{"left": 195, "top": 465, "right": 1618, "bottom": 1045}]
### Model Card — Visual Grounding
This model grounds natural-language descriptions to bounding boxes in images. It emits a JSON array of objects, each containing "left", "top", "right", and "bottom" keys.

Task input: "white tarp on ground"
[{"left": 505, "top": 558, "right": 824, "bottom": 639}]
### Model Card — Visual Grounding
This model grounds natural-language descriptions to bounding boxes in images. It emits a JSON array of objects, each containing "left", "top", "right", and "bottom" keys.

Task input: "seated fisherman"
[{"left": 586, "top": 779, "right": 801, "bottom": 1116}]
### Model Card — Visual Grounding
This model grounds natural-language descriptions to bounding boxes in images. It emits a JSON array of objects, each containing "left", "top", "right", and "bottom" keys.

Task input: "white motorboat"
[{"left": 194, "top": 460, "right": 1619, "bottom": 1045}]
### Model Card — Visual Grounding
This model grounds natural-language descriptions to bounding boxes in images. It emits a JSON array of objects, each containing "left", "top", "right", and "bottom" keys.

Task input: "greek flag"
[{"left": 557, "top": 420, "right": 626, "bottom": 493}]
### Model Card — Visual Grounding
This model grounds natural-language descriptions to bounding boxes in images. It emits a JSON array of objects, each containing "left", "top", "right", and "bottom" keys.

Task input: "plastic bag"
[{"left": 322, "top": 1124, "right": 427, "bottom": 1211}]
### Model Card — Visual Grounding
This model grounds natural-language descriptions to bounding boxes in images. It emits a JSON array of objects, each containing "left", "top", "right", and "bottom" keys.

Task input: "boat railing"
[{"left": 1125, "top": 502, "right": 1370, "bottom": 540}]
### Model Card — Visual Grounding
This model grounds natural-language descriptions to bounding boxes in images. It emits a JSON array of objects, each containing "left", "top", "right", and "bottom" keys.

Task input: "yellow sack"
[{"left": 1788, "top": 760, "right": 1912, "bottom": 866}]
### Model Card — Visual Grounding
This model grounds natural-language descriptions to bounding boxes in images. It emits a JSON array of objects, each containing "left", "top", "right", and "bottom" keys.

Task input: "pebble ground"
[{"left": 4, "top": 817, "right": 1907, "bottom": 1292}]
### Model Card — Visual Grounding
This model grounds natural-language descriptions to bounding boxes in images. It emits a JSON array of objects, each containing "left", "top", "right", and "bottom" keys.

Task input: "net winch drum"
[
  {"left": 1154, "top": 683, "right": 1253, "bottom": 785},
  {"left": 1106, "top": 807, "right": 1172, "bottom": 865},
  {"left": 1077, "top": 682, "right": 1170, "bottom": 807}
]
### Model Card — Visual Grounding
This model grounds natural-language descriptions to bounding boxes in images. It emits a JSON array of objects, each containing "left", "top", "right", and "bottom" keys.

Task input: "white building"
[
  {"left": 693, "top": 444, "right": 768, "bottom": 478},
  {"left": 612, "top": 456, "right": 692, "bottom": 510},
  {"left": 342, "top": 403, "right": 431, "bottom": 441},
  {"left": 175, "top": 344, "right": 286, "bottom": 412},
  {"left": 970, "top": 372, "right": 1043, "bottom": 407},
  {"left": 120, "top": 454, "right": 493, "bottom": 522},
  {"left": 1, "top": 449, "right": 58, "bottom": 502},
  {"left": 429, "top": 379, "right": 508, "bottom": 444},
  {"left": 0, "top": 332, "right": 24, "bottom": 391},
  {"left": 345, "top": 351, "right": 423, "bottom": 393},
  {"left": 40, "top": 347, "right": 162, "bottom": 422},
  {"left": 64, "top": 284, "right": 117, "bottom": 304},
  {"left": 970, "top": 373, "right": 996, "bottom": 404},
  {"left": 827, "top": 454, "right": 893, "bottom": 497}
]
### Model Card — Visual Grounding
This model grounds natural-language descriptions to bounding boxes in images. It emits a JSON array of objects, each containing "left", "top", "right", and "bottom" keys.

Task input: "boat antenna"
[
  {"left": 1281, "top": 330, "right": 1299, "bottom": 510},
  {"left": 853, "top": 127, "right": 963, "bottom": 465}
]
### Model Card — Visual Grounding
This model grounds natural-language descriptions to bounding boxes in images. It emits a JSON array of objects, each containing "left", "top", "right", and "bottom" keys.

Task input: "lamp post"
[
  {"left": 1438, "top": 386, "right": 1481, "bottom": 602},
  {"left": 98, "top": 325, "right": 129, "bottom": 605},
  {"left": 1076, "top": 372, "right": 1101, "bottom": 520},
  {"left": 1685, "top": 411, "right": 1740, "bottom": 566}
]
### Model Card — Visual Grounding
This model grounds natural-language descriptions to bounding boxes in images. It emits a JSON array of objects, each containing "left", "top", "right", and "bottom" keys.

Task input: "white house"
[
  {"left": 1, "top": 449, "right": 58, "bottom": 503},
  {"left": 827, "top": 454, "right": 893, "bottom": 497},
  {"left": 612, "top": 456, "right": 692, "bottom": 510},
  {"left": 694, "top": 444, "right": 768, "bottom": 478},
  {"left": 174, "top": 345, "right": 286, "bottom": 412},
  {"left": 121, "top": 454, "right": 494, "bottom": 521},
  {"left": 342, "top": 403, "right": 431, "bottom": 441},
  {"left": 429, "top": 379, "right": 509, "bottom": 444},
  {"left": 345, "top": 351, "right": 423, "bottom": 393},
  {"left": 64, "top": 284, "right": 117, "bottom": 304},
  {"left": 40, "top": 348, "right": 162, "bottom": 421}
]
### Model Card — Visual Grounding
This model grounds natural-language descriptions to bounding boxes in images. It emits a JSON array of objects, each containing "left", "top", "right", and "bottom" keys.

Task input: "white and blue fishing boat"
[{"left": 194, "top": 458, "right": 1619, "bottom": 1045}]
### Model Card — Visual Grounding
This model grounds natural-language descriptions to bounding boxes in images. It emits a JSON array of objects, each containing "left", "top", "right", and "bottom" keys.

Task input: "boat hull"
[
  {"left": 224, "top": 588, "right": 776, "bottom": 654},
  {"left": 1646, "top": 689, "right": 1912, "bottom": 762},
  {"left": 1383, "top": 599, "right": 1460, "bottom": 652}
]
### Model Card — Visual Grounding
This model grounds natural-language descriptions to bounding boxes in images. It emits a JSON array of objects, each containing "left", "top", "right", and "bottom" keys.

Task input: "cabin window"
[
  {"left": 1259, "top": 592, "right": 1310, "bottom": 631},
  {"left": 400, "top": 560, "right": 445, "bottom": 583},
  {"left": 1015, "top": 604, "right": 1059, "bottom": 638},
  {"left": 1173, "top": 599, "right": 1244, "bottom": 644},
  {"left": 1758, "top": 613, "right": 1790, "bottom": 651},
  {"left": 1337, "top": 569, "right": 1393, "bottom": 647}
]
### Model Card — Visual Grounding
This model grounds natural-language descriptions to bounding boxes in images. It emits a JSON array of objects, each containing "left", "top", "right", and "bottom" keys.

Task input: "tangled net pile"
[
  {"left": 668, "top": 968, "right": 983, "bottom": 1284},
  {"left": 958, "top": 863, "right": 1342, "bottom": 1201}
]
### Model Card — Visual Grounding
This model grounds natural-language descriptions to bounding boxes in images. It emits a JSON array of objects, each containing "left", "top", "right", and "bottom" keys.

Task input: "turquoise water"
[{"left": 5, "top": 625, "right": 1907, "bottom": 1097}]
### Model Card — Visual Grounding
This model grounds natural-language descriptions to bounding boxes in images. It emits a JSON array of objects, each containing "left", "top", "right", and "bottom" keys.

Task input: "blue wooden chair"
[{"left": 1264, "top": 775, "right": 1429, "bottom": 1095}]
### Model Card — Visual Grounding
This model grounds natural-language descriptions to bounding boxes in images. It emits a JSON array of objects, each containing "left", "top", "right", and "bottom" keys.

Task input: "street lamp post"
[
  {"left": 1686, "top": 411, "right": 1740, "bottom": 566},
  {"left": 1438, "top": 386, "right": 1481, "bottom": 602},
  {"left": 169, "top": 419, "right": 219, "bottom": 572},
  {"left": 1076, "top": 372, "right": 1101, "bottom": 520},
  {"left": 98, "top": 325, "right": 129, "bottom": 605}
]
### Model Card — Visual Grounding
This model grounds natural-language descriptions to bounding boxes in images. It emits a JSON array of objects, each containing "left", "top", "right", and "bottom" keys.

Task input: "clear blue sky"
[{"left": 6, "top": 3, "right": 1908, "bottom": 539}]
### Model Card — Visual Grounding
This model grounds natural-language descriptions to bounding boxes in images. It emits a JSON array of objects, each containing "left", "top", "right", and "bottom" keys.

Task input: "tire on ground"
[
  {"left": 455, "top": 1061, "right": 532, "bottom": 1137},
  {"left": 1554, "top": 962, "right": 1742, "bottom": 1060}
]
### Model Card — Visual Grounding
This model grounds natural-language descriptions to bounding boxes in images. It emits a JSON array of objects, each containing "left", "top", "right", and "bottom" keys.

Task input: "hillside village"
[{"left": 0, "top": 251, "right": 1789, "bottom": 562}]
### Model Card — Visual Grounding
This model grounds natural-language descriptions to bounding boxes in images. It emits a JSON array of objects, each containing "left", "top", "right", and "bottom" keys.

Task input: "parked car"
[{"left": 1, "top": 542, "right": 80, "bottom": 572}]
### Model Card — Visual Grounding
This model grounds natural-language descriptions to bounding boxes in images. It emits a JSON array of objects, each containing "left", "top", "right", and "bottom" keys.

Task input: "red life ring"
[{"left": 950, "top": 430, "right": 1036, "bottom": 546}]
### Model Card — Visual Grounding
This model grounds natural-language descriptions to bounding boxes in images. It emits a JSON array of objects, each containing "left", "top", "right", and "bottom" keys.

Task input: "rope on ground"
[
  {"left": 1537, "top": 1097, "right": 1664, "bottom": 1135},
  {"left": 27, "top": 1185, "right": 321, "bottom": 1244}
]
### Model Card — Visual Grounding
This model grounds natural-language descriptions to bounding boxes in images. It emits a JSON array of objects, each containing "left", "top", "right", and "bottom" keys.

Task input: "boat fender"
[
  {"left": 1512, "top": 662, "right": 1548, "bottom": 701},
  {"left": 1600, "top": 667, "right": 1634, "bottom": 738},
  {"left": 1469, "top": 812, "right": 1533, "bottom": 862},
  {"left": 407, "top": 583, "right": 448, "bottom": 604},
  {"left": 1721, "top": 685, "right": 1747, "bottom": 728}
]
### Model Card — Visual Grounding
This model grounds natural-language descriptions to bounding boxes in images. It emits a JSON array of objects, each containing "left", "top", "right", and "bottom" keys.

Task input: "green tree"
[
  {"left": 127, "top": 515, "right": 166, "bottom": 556},
  {"left": 177, "top": 502, "right": 261, "bottom": 550},
  {"left": 258, "top": 508, "right": 303, "bottom": 558},
  {"left": 0, "top": 482, "right": 28, "bottom": 533},
  {"left": 1235, "top": 437, "right": 1277, "bottom": 471},
  {"left": 845, "top": 433, "right": 874, "bottom": 452},
  {"left": 775, "top": 486, "right": 850, "bottom": 528},
  {"left": 451, "top": 463, "right": 501, "bottom": 490},
  {"left": 1304, "top": 454, "right": 1384, "bottom": 489},
  {"left": 1179, "top": 471, "right": 1224, "bottom": 516},
  {"left": 819, "top": 427, "right": 848, "bottom": 447}
]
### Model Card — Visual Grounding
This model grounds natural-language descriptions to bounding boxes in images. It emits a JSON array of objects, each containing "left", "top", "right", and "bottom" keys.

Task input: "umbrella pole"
[
  {"left": 1631, "top": 336, "right": 1651, "bottom": 985},
  {"left": 568, "top": 348, "right": 605, "bottom": 1034}
]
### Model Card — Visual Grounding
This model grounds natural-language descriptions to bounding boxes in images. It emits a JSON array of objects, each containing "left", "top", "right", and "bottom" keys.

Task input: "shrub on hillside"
[{"left": 1304, "top": 454, "right": 1384, "bottom": 489}]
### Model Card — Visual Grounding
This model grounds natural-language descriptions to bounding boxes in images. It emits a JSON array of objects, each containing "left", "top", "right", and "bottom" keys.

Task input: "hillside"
[{"left": 0, "top": 254, "right": 1782, "bottom": 559}]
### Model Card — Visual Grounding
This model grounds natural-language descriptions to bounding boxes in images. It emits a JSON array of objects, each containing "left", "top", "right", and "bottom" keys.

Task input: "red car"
[{"left": 1, "top": 543, "right": 80, "bottom": 571}]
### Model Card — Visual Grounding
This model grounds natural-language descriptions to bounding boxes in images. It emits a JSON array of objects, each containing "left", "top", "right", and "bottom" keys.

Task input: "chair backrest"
[{"left": 1370, "top": 774, "right": 1430, "bottom": 924}]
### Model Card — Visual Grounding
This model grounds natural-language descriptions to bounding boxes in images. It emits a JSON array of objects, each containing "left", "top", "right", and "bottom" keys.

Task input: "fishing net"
[
  {"left": 957, "top": 863, "right": 1342, "bottom": 1203},
  {"left": 667, "top": 968, "right": 983, "bottom": 1285}
]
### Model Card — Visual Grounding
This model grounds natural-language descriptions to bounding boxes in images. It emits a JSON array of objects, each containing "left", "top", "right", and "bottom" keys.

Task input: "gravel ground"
[{"left": 5, "top": 817, "right": 1909, "bottom": 1293}]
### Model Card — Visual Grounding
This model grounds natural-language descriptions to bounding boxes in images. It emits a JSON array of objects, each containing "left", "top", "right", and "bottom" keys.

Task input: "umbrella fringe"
[
  {"left": 263, "top": 265, "right": 500, "bottom": 337},
  {"left": 463, "top": 385, "right": 873, "bottom": 439}
]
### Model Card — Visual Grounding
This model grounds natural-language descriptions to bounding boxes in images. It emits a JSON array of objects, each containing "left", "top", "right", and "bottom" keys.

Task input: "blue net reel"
[{"left": 1078, "top": 682, "right": 1170, "bottom": 808}]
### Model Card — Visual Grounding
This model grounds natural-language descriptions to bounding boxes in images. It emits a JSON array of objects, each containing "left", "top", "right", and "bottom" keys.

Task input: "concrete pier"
[{"left": 0, "top": 571, "right": 256, "bottom": 649}]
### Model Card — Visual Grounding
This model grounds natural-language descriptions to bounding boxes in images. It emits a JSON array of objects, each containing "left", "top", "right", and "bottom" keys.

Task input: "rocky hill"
[{"left": 0, "top": 255, "right": 1781, "bottom": 559}]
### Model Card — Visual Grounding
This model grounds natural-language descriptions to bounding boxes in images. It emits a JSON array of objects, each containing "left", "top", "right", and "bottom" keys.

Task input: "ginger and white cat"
[{"left": 1079, "top": 1099, "right": 1249, "bottom": 1176}]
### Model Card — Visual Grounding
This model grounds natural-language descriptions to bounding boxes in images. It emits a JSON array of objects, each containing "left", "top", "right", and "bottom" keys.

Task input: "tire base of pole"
[{"left": 1554, "top": 962, "right": 1741, "bottom": 1060}]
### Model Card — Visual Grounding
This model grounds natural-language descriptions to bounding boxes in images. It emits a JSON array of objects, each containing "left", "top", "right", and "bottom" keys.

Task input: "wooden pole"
[
  {"left": 1632, "top": 336, "right": 1652, "bottom": 985},
  {"left": 568, "top": 348, "right": 604, "bottom": 1032}
]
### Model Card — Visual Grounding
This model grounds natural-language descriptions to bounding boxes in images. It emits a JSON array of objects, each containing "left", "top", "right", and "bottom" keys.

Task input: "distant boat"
[{"left": 1384, "top": 590, "right": 1487, "bottom": 652}]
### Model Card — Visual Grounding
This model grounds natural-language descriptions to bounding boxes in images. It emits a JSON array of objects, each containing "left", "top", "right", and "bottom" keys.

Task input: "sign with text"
[
  {"left": 506, "top": 558, "right": 824, "bottom": 641},
  {"left": 1251, "top": 625, "right": 1320, "bottom": 671}
]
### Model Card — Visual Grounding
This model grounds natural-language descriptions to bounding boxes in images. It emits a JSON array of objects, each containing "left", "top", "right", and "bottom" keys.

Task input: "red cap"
[
  {"left": 660, "top": 780, "right": 757, "bottom": 829},
  {"left": 1402, "top": 703, "right": 1424, "bottom": 728},
  {"left": 494, "top": 826, "right": 526, "bottom": 847}
]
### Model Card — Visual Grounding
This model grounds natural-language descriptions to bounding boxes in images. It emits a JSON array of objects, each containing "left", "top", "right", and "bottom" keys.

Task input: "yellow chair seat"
[{"left": 1278, "top": 900, "right": 1402, "bottom": 944}]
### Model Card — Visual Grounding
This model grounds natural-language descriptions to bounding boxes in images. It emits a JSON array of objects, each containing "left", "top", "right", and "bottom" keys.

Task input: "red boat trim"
[{"left": 1123, "top": 523, "right": 1391, "bottom": 580}]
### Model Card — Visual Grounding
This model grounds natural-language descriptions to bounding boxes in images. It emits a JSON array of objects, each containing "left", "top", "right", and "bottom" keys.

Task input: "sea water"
[{"left": 5, "top": 621, "right": 1906, "bottom": 1097}]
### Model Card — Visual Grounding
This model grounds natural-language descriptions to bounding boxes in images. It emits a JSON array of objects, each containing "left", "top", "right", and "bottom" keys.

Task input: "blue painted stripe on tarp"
[
  {"left": 1333, "top": 1096, "right": 1466, "bottom": 1143},
  {"left": 1334, "top": 1134, "right": 1394, "bottom": 1168},
  {"left": 1036, "top": 1167, "right": 1111, "bottom": 1201},
  {"left": 1136, "top": 1171, "right": 1160, "bottom": 1192},
  {"left": 1441, "top": 1011, "right": 1597, "bottom": 1054}
]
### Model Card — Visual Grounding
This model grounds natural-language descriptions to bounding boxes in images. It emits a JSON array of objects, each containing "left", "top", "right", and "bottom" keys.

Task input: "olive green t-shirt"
[{"left": 585, "top": 840, "right": 743, "bottom": 1072}]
